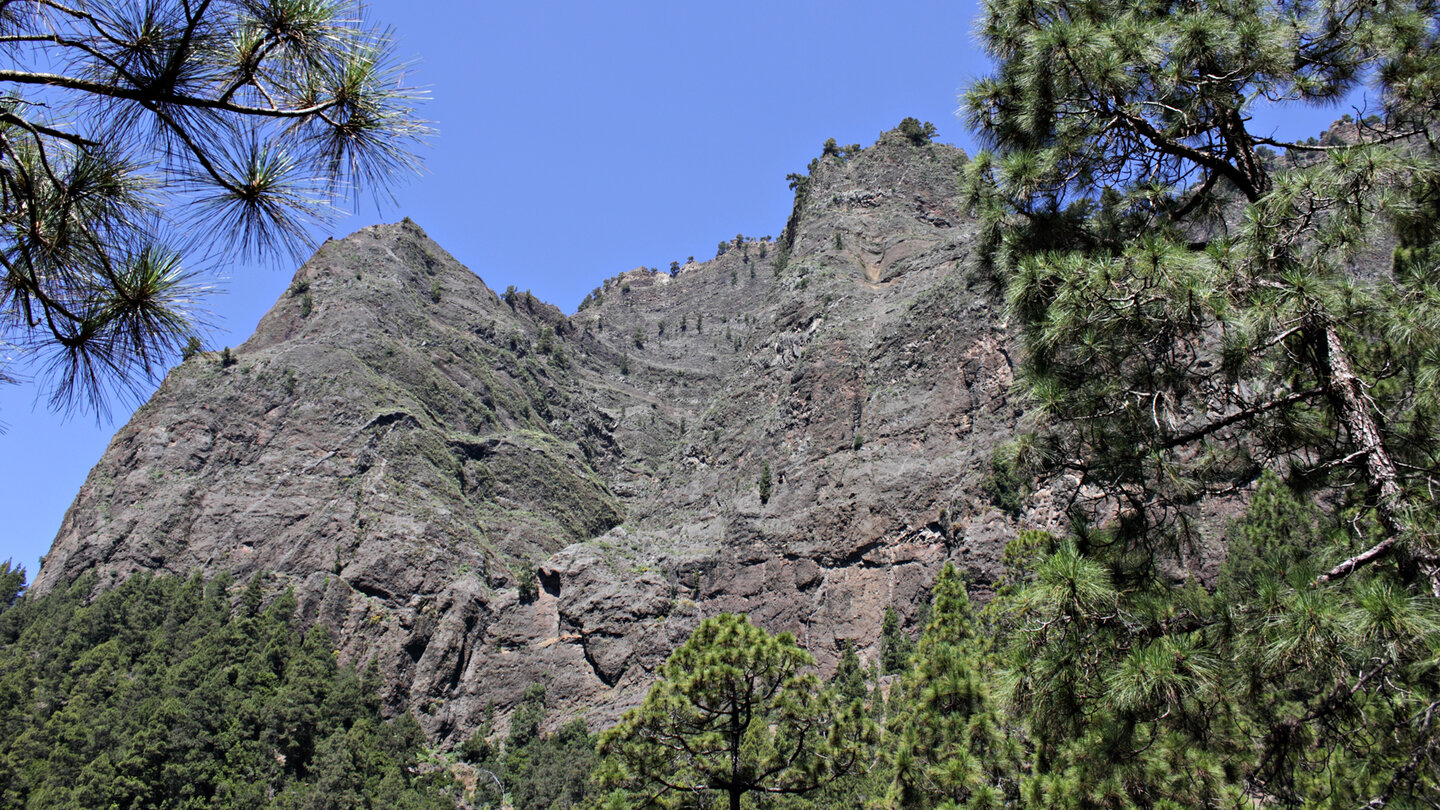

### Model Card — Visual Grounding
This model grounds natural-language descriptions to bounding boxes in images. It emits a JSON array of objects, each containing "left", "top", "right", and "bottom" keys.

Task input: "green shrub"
[
  {"left": 897, "top": 116, "right": 937, "bottom": 144},
  {"left": 981, "top": 450, "right": 1028, "bottom": 519},
  {"left": 517, "top": 568, "right": 538, "bottom": 603}
]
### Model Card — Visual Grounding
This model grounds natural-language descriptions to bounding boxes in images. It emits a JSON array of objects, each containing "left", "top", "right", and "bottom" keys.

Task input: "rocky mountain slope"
[{"left": 32, "top": 127, "right": 1058, "bottom": 740}]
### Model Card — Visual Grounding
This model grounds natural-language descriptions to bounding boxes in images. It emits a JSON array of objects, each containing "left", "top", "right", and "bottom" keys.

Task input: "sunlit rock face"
[{"left": 36, "top": 129, "right": 1058, "bottom": 740}]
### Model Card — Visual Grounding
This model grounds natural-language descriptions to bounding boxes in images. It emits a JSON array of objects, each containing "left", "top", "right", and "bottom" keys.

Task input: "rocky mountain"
[{"left": 32, "top": 127, "right": 1059, "bottom": 740}]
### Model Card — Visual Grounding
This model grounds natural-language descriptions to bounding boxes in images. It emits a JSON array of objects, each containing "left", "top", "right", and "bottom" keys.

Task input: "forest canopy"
[{"left": 0, "top": 572, "right": 456, "bottom": 809}]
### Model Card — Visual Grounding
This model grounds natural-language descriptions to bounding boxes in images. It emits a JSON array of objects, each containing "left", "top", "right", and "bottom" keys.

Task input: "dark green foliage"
[
  {"left": 596, "top": 614, "right": 875, "bottom": 810},
  {"left": 759, "top": 460, "right": 772, "bottom": 505},
  {"left": 694, "top": 313, "right": 702, "bottom": 334},
  {"left": 300, "top": 293, "right": 314, "bottom": 318},
  {"left": 503, "top": 285, "right": 518, "bottom": 307},
  {"left": 831, "top": 640, "right": 869, "bottom": 707},
  {"left": 884, "top": 563, "right": 1022, "bottom": 807},
  {"left": 848, "top": 483, "right": 1440, "bottom": 807},
  {"left": 0, "top": 572, "right": 454, "bottom": 809},
  {"left": 0, "top": 561, "right": 24, "bottom": 615},
  {"left": 430, "top": 281, "right": 442, "bottom": 303},
  {"left": 220, "top": 347, "right": 236, "bottom": 368},
  {"left": 852, "top": 432, "right": 864, "bottom": 451},
  {"left": 980, "top": 448, "right": 1027, "bottom": 519},
  {"left": 897, "top": 117, "right": 936, "bottom": 145},
  {"left": 880, "top": 606, "right": 914, "bottom": 675},
  {"left": 517, "top": 568, "right": 538, "bottom": 604},
  {"left": 717, "top": 241, "right": 730, "bottom": 258},
  {"left": 632, "top": 327, "right": 644, "bottom": 350},
  {"left": 181, "top": 335, "right": 203, "bottom": 360},
  {"left": 957, "top": 2, "right": 1440, "bottom": 794},
  {"left": 460, "top": 685, "right": 598, "bottom": 810},
  {"left": 965, "top": 0, "right": 1440, "bottom": 591},
  {"left": 980, "top": 479, "right": 1440, "bottom": 806},
  {"left": 619, "top": 352, "right": 630, "bottom": 376},
  {"left": 669, "top": 261, "right": 680, "bottom": 274}
]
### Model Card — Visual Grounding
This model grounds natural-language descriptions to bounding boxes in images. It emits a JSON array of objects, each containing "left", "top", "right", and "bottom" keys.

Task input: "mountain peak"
[{"left": 34, "top": 131, "right": 1048, "bottom": 740}]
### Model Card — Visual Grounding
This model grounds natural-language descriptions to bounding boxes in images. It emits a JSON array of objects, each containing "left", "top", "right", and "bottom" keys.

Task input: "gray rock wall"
[{"left": 33, "top": 129, "right": 1061, "bottom": 740}]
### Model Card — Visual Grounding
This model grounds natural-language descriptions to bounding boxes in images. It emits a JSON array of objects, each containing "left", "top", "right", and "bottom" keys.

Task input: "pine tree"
[
  {"left": 964, "top": 0, "right": 1440, "bottom": 593},
  {"left": 0, "top": 562, "right": 23, "bottom": 614},
  {"left": 596, "top": 613, "right": 875, "bottom": 810},
  {"left": 0, "top": 0, "right": 427, "bottom": 414},
  {"left": 880, "top": 606, "right": 914, "bottom": 675},
  {"left": 883, "top": 563, "right": 1022, "bottom": 808},
  {"left": 984, "top": 478, "right": 1440, "bottom": 806}
]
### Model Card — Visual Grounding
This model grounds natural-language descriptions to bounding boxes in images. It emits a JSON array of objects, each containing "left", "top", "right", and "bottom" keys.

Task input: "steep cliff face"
[{"left": 33, "top": 129, "right": 1054, "bottom": 739}]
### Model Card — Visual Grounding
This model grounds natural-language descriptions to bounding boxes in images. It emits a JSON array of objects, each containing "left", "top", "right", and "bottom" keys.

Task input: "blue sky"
[{"left": 0, "top": 1, "right": 1363, "bottom": 581}]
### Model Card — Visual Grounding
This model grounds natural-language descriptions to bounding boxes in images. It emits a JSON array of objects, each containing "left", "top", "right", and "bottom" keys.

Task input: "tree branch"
[{"left": 0, "top": 69, "right": 337, "bottom": 118}]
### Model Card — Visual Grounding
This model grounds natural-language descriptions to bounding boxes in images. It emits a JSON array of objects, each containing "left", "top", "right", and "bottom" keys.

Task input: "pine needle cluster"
[{"left": 0, "top": 0, "right": 427, "bottom": 417}]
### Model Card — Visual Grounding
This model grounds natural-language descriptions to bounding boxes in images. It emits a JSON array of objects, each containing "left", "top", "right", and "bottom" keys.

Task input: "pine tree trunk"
[{"left": 1314, "top": 322, "right": 1440, "bottom": 595}]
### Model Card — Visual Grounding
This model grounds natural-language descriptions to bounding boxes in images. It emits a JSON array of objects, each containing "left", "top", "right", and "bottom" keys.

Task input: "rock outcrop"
[{"left": 33, "top": 128, "right": 1056, "bottom": 739}]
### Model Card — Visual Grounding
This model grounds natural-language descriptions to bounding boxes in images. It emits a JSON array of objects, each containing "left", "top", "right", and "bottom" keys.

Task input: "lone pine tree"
[{"left": 595, "top": 613, "right": 874, "bottom": 810}]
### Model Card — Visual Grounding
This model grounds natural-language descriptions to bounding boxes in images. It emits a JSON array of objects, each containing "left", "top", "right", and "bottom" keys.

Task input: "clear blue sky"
[{"left": 0, "top": 1, "right": 1361, "bottom": 582}]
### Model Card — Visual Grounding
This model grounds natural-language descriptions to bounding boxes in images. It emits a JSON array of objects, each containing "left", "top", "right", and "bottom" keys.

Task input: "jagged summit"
[{"left": 33, "top": 131, "right": 1050, "bottom": 739}]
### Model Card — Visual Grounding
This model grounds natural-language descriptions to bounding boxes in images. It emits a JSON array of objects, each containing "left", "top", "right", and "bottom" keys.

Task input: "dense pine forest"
[{"left": 0, "top": 570, "right": 456, "bottom": 809}]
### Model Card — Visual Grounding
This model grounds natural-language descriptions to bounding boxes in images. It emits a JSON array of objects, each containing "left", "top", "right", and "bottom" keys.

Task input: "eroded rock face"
[{"left": 34, "top": 129, "right": 1059, "bottom": 739}]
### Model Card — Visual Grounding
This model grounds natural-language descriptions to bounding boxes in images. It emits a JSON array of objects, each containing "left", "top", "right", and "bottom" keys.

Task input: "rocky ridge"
[{"left": 32, "top": 127, "right": 1059, "bottom": 739}]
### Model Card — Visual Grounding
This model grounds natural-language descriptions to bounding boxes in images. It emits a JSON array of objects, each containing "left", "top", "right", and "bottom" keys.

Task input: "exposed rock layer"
[{"left": 34, "top": 130, "right": 1057, "bottom": 738}]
